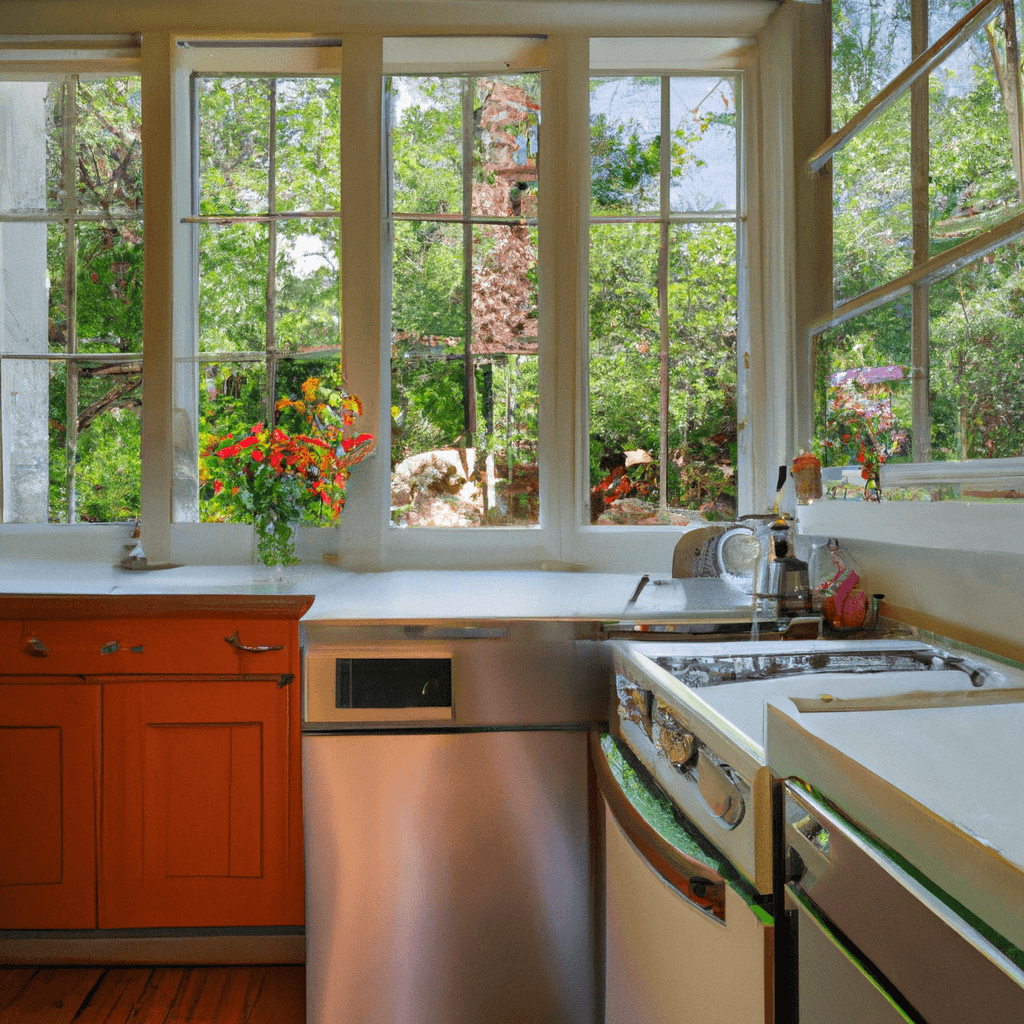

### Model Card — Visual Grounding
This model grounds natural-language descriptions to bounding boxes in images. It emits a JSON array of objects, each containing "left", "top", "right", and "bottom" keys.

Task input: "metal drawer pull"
[
  {"left": 25, "top": 635, "right": 49, "bottom": 656},
  {"left": 686, "top": 750, "right": 746, "bottom": 830},
  {"left": 225, "top": 630, "right": 285, "bottom": 653}
]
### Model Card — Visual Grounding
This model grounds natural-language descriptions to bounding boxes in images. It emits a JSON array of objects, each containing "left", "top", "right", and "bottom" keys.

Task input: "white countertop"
[
  {"left": 0, "top": 561, "right": 731, "bottom": 623},
  {"left": 767, "top": 681, "right": 1024, "bottom": 951}
]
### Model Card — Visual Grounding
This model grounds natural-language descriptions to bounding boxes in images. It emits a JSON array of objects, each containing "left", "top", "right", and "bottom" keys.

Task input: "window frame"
[
  {"left": 585, "top": 70, "right": 742, "bottom": 527},
  {"left": 0, "top": 27, "right": 766, "bottom": 572},
  {"left": 0, "top": 49, "right": 144, "bottom": 528},
  {"left": 810, "top": 0, "right": 1024, "bottom": 499}
]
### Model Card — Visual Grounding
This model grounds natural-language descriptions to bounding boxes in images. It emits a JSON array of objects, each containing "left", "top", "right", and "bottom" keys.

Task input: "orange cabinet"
[
  {"left": 0, "top": 681, "right": 101, "bottom": 929},
  {"left": 0, "top": 595, "right": 310, "bottom": 933},
  {"left": 100, "top": 676, "right": 303, "bottom": 928}
]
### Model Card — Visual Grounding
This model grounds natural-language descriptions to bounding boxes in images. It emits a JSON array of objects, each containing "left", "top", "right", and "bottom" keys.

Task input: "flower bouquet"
[{"left": 201, "top": 376, "right": 374, "bottom": 565}]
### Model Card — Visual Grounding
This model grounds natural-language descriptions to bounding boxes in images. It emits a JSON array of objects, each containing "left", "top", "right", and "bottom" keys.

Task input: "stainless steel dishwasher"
[{"left": 300, "top": 621, "right": 606, "bottom": 1024}]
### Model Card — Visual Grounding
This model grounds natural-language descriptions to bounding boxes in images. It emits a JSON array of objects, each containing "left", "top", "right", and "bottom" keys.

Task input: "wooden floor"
[{"left": 0, "top": 966, "right": 304, "bottom": 1024}]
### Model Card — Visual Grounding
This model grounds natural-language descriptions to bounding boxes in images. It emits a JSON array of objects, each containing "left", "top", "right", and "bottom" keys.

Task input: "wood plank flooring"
[{"left": 0, "top": 966, "right": 304, "bottom": 1024}]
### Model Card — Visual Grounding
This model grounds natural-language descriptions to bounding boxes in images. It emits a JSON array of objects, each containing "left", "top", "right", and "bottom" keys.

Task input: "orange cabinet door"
[
  {"left": 100, "top": 677, "right": 303, "bottom": 928},
  {"left": 0, "top": 682, "right": 100, "bottom": 929}
]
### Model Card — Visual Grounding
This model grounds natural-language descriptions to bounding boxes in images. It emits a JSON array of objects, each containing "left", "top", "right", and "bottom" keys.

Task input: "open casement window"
[
  {"left": 385, "top": 64, "right": 541, "bottom": 529},
  {"left": 813, "top": 0, "right": 1024, "bottom": 502},
  {"left": 0, "top": 40, "right": 143, "bottom": 524},
  {"left": 587, "top": 49, "right": 740, "bottom": 528},
  {"left": 178, "top": 43, "right": 348, "bottom": 533}
]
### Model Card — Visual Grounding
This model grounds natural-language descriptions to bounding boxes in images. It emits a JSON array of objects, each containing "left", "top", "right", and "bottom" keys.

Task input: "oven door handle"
[{"left": 684, "top": 749, "right": 745, "bottom": 830}]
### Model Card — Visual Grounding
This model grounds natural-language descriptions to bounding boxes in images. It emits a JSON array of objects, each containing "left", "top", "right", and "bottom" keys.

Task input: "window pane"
[
  {"left": 928, "top": 241, "right": 1024, "bottom": 464},
  {"left": 199, "top": 361, "right": 266, "bottom": 523},
  {"left": 69, "top": 360, "right": 142, "bottom": 522},
  {"left": 668, "top": 76, "right": 737, "bottom": 213},
  {"left": 276, "top": 218, "right": 340, "bottom": 354},
  {"left": 832, "top": 0, "right": 912, "bottom": 128},
  {"left": 47, "top": 222, "right": 69, "bottom": 351},
  {"left": 833, "top": 90, "right": 912, "bottom": 303},
  {"left": 812, "top": 299, "right": 913, "bottom": 499},
  {"left": 76, "top": 221, "right": 144, "bottom": 354},
  {"left": 198, "top": 222, "right": 268, "bottom": 352},
  {"left": 0, "top": 80, "right": 55, "bottom": 212},
  {"left": 275, "top": 77, "right": 341, "bottom": 212},
  {"left": 390, "top": 76, "right": 463, "bottom": 216},
  {"left": 471, "top": 75, "right": 540, "bottom": 217},
  {"left": 589, "top": 222, "right": 737, "bottom": 523},
  {"left": 197, "top": 77, "right": 270, "bottom": 216},
  {"left": 929, "top": 17, "right": 1024, "bottom": 256},
  {"left": 392, "top": 220, "right": 464, "bottom": 338},
  {"left": 76, "top": 77, "right": 143, "bottom": 216},
  {"left": 590, "top": 77, "right": 661, "bottom": 216}
]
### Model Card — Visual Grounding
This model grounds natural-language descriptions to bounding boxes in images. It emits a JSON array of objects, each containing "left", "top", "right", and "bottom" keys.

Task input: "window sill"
[{"left": 796, "top": 499, "right": 1024, "bottom": 556}]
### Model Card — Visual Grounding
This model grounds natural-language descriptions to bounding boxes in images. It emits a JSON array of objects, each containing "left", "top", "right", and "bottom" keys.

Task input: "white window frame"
[
  {"left": 565, "top": 38, "right": 758, "bottom": 572},
  {"left": 800, "top": 0, "right": 1024, "bottom": 556},
  {"left": 0, "top": 40, "right": 144, "bottom": 539}
]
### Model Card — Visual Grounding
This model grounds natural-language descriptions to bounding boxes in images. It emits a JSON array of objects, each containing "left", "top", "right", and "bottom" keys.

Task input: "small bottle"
[{"left": 791, "top": 452, "right": 823, "bottom": 504}]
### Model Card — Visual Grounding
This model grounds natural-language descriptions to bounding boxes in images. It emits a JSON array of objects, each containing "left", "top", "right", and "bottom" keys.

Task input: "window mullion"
[
  {"left": 461, "top": 77, "right": 476, "bottom": 450},
  {"left": 265, "top": 78, "right": 278, "bottom": 426},
  {"left": 910, "top": 0, "right": 931, "bottom": 463},
  {"left": 658, "top": 75, "right": 670, "bottom": 513}
]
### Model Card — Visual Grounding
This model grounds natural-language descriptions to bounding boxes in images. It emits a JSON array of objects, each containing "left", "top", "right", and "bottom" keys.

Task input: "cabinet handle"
[
  {"left": 225, "top": 630, "right": 285, "bottom": 653},
  {"left": 25, "top": 635, "right": 49, "bottom": 656}
]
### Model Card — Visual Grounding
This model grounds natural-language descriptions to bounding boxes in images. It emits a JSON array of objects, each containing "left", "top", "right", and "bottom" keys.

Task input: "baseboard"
[{"left": 0, "top": 930, "right": 305, "bottom": 966}]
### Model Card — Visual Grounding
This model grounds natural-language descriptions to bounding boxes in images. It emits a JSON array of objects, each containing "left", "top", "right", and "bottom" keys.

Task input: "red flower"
[
  {"left": 252, "top": 448, "right": 264, "bottom": 462},
  {"left": 218, "top": 444, "right": 242, "bottom": 458},
  {"left": 842, "top": 433, "right": 851, "bottom": 441},
  {"left": 856, "top": 452, "right": 866, "bottom": 463},
  {"left": 251, "top": 422, "right": 263, "bottom": 434},
  {"left": 214, "top": 480, "right": 223, "bottom": 494},
  {"left": 861, "top": 468, "right": 870, "bottom": 480}
]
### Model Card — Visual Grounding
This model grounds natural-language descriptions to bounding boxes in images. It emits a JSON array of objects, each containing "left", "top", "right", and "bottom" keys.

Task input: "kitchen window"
[
  {"left": 587, "top": 73, "right": 739, "bottom": 526},
  {"left": 0, "top": 51, "right": 143, "bottom": 525},
  {"left": 0, "top": 29, "right": 762, "bottom": 570},
  {"left": 189, "top": 68, "right": 344, "bottom": 528},
  {"left": 385, "top": 71, "right": 541, "bottom": 529},
  {"left": 813, "top": 0, "right": 1024, "bottom": 502}
]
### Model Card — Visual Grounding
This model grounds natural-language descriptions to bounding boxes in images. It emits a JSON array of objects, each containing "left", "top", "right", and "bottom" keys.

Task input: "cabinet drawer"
[{"left": 1, "top": 617, "right": 296, "bottom": 676}]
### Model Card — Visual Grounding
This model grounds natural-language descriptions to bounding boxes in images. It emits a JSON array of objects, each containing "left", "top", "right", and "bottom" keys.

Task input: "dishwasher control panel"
[{"left": 303, "top": 644, "right": 454, "bottom": 726}]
